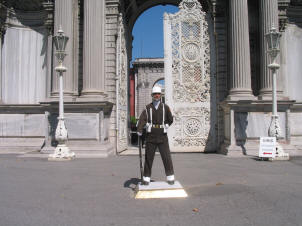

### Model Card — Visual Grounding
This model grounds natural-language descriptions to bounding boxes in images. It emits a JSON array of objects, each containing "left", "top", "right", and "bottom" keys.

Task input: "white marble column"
[
  {"left": 81, "top": 0, "right": 106, "bottom": 99},
  {"left": 258, "top": 0, "right": 279, "bottom": 100},
  {"left": 52, "top": 0, "right": 78, "bottom": 97},
  {"left": 228, "top": 0, "right": 254, "bottom": 100},
  {"left": 0, "top": 5, "right": 6, "bottom": 104},
  {"left": 0, "top": 28, "right": 4, "bottom": 103}
]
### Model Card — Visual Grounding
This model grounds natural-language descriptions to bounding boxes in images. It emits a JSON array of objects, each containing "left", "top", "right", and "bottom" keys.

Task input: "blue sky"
[{"left": 131, "top": 5, "right": 179, "bottom": 62}]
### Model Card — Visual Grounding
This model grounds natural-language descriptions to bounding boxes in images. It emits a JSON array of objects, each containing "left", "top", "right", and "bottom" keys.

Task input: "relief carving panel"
[
  {"left": 116, "top": 14, "right": 128, "bottom": 152},
  {"left": 164, "top": 0, "right": 212, "bottom": 152}
]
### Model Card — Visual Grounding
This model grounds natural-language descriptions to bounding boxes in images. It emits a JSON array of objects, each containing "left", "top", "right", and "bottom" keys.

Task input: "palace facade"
[{"left": 0, "top": 0, "right": 302, "bottom": 156}]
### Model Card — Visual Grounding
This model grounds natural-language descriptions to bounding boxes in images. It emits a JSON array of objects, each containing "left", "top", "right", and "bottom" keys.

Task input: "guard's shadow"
[{"left": 124, "top": 178, "right": 140, "bottom": 191}]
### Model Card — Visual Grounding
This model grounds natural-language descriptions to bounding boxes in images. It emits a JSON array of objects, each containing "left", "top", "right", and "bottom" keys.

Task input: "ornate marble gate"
[{"left": 164, "top": 0, "right": 212, "bottom": 152}]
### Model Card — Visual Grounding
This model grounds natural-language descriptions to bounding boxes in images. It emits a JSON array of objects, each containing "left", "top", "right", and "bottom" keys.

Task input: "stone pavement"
[{"left": 0, "top": 153, "right": 302, "bottom": 226}]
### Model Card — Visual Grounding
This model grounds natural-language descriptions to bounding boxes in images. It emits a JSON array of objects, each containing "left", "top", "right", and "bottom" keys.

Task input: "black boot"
[
  {"left": 141, "top": 180, "right": 149, "bottom": 186},
  {"left": 167, "top": 180, "right": 174, "bottom": 185}
]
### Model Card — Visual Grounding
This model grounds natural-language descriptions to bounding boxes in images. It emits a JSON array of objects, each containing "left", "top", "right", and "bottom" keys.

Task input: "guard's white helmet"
[{"left": 152, "top": 86, "right": 162, "bottom": 94}]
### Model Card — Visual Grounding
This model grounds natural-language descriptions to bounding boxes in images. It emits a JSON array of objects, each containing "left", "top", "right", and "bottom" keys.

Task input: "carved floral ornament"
[
  {"left": 117, "top": 14, "right": 128, "bottom": 107},
  {"left": 169, "top": 0, "right": 210, "bottom": 103},
  {"left": 291, "top": 0, "right": 302, "bottom": 6},
  {"left": 119, "top": 111, "right": 127, "bottom": 144},
  {"left": 173, "top": 107, "right": 210, "bottom": 147},
  {"left": 165, "top": 0, "right": 212, "bottom": 150},
  {"left": 179, "top": 0, "right": 203, "bottom": 11},
  {"left": 117, "top": 13, "right": 128, "bottom": 150}
]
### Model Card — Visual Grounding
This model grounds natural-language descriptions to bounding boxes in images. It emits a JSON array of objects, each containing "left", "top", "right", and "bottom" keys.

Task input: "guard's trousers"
[{"left": 143, "top": 141, "right": 174, "bottom": 178}]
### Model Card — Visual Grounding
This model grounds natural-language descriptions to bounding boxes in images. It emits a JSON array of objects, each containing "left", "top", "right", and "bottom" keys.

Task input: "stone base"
[
  {"left": 271, "top": 155, "right": 290, "bottom": 161},
  {"left": 0, "top": 138, "right": 44, "bottom": 154},
  {"left": 226, "top": 93, "right": 256, "bottom": 101},
  {"left": 220, "top": 140, "right": 299, "bottom": 157},
  {"left": 76, "top": 95, "right": 108, "bottom": 102},
  {"left": 258, "top": 93, "right": 288, "bottom": 101},
  {"left": 48, "top": 144, "right": 75, "bottom": 160},
  {"left": 41, "top": 141, "right": 114, "bottom": 158},
  {"left": 48, "top": 156, "right": 74, "bottom": 161},
  {"left": 137, "top": 180, "right": 184, "bottom": 191}
]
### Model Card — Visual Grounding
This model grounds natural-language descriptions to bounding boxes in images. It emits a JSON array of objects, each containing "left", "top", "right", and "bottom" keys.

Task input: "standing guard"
[{"left": 137, "top": 86, "right": 175, "bottom": 185}]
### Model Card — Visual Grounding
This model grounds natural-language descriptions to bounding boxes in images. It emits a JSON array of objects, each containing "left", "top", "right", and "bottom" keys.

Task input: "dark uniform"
[{"left": 137, "top": 102, "right": 174, "bottom": 179}]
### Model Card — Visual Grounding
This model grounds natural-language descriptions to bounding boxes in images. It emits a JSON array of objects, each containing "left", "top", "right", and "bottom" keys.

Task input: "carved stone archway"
[
  {"left": 122, "top": 0, "right": 212, "bottom": 33},
  {"left": 116, "top": 0, "right": 216, "bottom": 152}
]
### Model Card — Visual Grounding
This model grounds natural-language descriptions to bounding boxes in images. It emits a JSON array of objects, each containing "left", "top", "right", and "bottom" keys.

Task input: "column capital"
[
  {"left": 106, "top": 0, "right": 120, "bottom": 17},
  {"left": 42, "top": 1, "right": 54, "bottom": 35},
  {"left": 0, "top": 3, "right": 7, "bottom": 38},
  {"left": 278, "top": 0, "right": 291, "bottom": 31}
]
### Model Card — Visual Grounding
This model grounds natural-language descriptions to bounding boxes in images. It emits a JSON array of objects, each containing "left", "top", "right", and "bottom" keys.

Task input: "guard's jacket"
[{"left": 137, "top": 102, "right": 173, "bottom": 143}]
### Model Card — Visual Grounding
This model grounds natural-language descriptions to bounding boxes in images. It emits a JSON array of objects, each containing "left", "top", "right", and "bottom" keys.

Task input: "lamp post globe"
[
  {"left": 53, "top": 28, "right": 69, "bottom": 66},
  {"left": 265, "top": 27, "right": 281, "bottom": 61}
]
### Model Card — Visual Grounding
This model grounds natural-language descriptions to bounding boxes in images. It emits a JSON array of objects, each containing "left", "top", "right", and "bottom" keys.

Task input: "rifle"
[{"left": 138, "top": 135, "right": 143, "bottom": 181}]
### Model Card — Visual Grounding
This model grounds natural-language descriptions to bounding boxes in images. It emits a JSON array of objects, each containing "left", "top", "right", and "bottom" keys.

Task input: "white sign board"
[{"left": 259, "top": 137, "right": 276, "bottom": 158}]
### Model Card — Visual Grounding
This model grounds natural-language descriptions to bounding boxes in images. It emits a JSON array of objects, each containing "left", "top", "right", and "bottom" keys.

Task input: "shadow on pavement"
[{"left": 124, "top": 178, "right": 140, "bottom": 191}]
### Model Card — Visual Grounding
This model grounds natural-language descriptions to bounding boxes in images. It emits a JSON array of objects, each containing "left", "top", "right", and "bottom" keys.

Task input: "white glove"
[
  {"left": 137, "top": 132, "right": 142, "bottom": 136},
  {"left": 163, "top": 124, "right": 169, "bottom": 133},
  {"left": 146, "top": 123, "right": 151, "bottom": 133}
]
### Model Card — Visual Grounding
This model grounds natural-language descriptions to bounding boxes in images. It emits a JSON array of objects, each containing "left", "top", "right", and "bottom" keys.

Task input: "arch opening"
[
  {"left": 128, "top": 4, "right": 178, "bottom": 147},
  {"left": 120, "top": 0, "right": 214, "bottom": 150}
]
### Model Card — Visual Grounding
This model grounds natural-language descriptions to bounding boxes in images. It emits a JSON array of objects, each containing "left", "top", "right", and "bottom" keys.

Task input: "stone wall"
[
  {"left": 1, "top": 8, "right": 47, "bottom": 104},
  {"left": 105, "top": 0, "right": 120, "bottom": 147}
]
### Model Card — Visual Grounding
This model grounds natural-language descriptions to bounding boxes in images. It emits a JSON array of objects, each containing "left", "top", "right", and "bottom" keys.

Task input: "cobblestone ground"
[{"left": 0, "top": 153, "right": 302, "bottom": 226}]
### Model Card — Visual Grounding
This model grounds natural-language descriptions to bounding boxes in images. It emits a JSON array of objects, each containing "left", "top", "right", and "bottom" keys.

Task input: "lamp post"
[
  {"left": 265, "top": 26, "right": 289, "bottom": 160},
  {"left": 49, "top": 27, "right": 75, "bottom": 160}
]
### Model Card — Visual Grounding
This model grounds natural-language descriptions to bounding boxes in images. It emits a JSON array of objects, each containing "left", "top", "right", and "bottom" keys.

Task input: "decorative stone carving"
[
  {"left": 5, "top": 0, "right": 43, "bottom": 11},
  {"left": 106, "top": 0, "right": 119, "bottom": 16},
  {"left": 278, "top": 0, "right": 291, "bottom": 32},
  {"left": 116, "top": 13, "right": 128, "bottom": 152},
  {"left": 166, "top": 0, "right": 210, "bottom": 103},
  {"left": 0, "top": 3, "right": 7, "bottom": 37},
  {"left": 164, "top": 0, "right": 212, "bottom": 152},
  {"left": 173, "top": 107, "right": 211, "bottom": 147},
  {"left": 268, "top": 115, "right": 282, "bottom": 137},
  {"left": 55, "top": 119, "right": 68, "bottom": 143},
  {"left": 291, "top": 0, "right": 302, "bottom": 5},
  {"left": 42, "top": 0, "right": 54, "bottom": 35},
  {"left": 184, "top": 118, "right": 202, "bottom": 136}
]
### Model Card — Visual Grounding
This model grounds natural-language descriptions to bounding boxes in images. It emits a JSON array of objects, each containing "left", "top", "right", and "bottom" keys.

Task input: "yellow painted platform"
[{"left": 135, "top": 181, "right": 188, "bottom": 199}]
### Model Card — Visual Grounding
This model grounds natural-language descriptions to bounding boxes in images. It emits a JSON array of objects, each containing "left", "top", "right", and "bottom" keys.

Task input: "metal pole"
[
  {"left": 48, "top": 28, "right": 75, "bottom": 160},
  {"left": 265, "top": 26, "right": 289, "bottom": 160},
  {"left": 272, "top": 68, "right": 277, "bottom": 116},
  {"left": 59, "top": 72, "right": 64, "bottom": 119},
  {"left": 268, "top": 63, "right": 281, "bottom": 138},
  {"left": 138, "top": 136, "right": 143, "bottom": 181}
]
